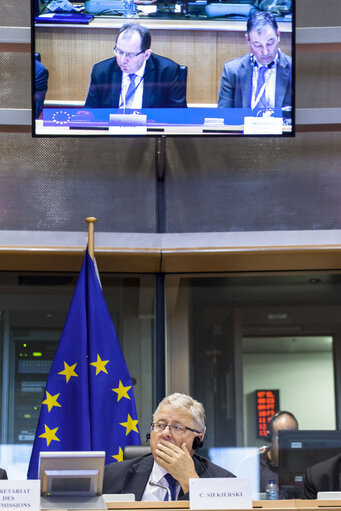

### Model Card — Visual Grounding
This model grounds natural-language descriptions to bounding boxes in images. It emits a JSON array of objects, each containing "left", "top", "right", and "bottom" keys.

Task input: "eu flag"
[{"left": 27, "top": 248, "right": 141, "bottom": 479}]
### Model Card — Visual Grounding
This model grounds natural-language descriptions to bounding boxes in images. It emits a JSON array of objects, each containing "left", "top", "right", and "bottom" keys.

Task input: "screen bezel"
[
  {"left": 32, "top": 1, "right": 295, "bottom": 137},
  {"left": 39, "top": 451, "right": 105, "bottom": 497}
]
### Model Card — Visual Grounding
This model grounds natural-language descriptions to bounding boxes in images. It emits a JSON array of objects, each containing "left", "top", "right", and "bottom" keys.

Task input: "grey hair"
[{"left": 153, "top": 393, "right": 206, "bottom": 435}]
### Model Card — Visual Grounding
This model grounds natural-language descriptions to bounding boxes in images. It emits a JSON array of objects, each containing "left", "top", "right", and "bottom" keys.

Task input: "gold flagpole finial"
[{"left": 85, "top": 217, "right": 97, "bottom": 260}]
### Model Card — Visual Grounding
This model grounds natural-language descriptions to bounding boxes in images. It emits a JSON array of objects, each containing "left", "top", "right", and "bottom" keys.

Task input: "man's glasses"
[
  {"left": 114, "top": 46, "right": 145, "bottom": 60},
  {"left": 151, "top": 422, "right": 201, "bottom": 436}
]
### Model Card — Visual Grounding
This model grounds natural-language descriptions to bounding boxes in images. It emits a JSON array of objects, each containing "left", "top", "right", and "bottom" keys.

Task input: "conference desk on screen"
[
  {"left": 34, "top": 14, "right": 292, "bottom": 108},
  {"left": 36, "top": 107, "right": 292, "bottom": 135}
]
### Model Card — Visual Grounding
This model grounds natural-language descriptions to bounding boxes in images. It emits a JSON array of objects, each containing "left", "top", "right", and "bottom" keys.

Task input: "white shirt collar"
[
  {"left": 252, "top": 50, "right": 279, "bottom": 68},
  {"left": 122, "top": 60, "right": 146, "bottom": 80}
]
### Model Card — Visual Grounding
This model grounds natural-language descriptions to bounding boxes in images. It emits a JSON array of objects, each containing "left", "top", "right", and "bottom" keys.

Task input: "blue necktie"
[
  {"left": 255, "top": 66, "right": 267, "bottom": 108},
  {"left": 164, "top": 473, "right": 177, "bottom": 501},
  {"left": 125, "top": 73, "right": 137, "bottom": 108}
]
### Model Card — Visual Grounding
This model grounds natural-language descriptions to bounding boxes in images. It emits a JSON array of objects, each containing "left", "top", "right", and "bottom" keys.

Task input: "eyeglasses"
[
  {"left": 151, "top": 422, "right": 201, "bottom": 436},
  {"left": 114, "top": 46, "right": 145, "bottom": 60}
]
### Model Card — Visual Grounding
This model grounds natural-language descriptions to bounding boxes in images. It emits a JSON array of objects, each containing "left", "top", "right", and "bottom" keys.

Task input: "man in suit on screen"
[
  {"left": 217, "top": 10, "right": 291, "bottom": 109},
  {"left": 103, "top": 393, "right": 235, "bottom": 500},
  {"left": 84, "top": 23, "right": 187, "bottom": 109}
]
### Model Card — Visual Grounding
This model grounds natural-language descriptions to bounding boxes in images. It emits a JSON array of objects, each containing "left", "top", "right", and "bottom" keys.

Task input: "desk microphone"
[{"left": 149, "top": 480, "right": 172, "bottom": 501}]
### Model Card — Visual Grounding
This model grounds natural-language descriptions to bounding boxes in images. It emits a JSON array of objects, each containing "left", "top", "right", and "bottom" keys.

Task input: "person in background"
[
  {"left": 0, "top": 468, "right": 8, "bottom": 479},
  {"left": 85, "top": 23, "right": 187, "bottom": 109},
  {"left": 35, "top": 56, "right": 49, "bottom": 119},
  {"left": 259, "top": 410, "right": 298, "bottom": 496},
  {"left": 103, "top": 392, "right": 235, "bottom": 500},
  {"left": 217, "top": 9, "right": 291, "bottom": 109}
]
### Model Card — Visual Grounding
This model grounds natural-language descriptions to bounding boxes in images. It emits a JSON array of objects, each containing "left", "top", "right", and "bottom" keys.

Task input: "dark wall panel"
[
  {"left": 0, "top": 134, "right": 156, "bottom": 232},
  {"left": 165, "top": 133, "right": 341, "bottom": 232}
]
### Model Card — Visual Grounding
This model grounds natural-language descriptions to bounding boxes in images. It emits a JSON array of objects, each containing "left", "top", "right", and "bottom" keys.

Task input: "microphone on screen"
[{"left": 149, "top": 480, "right": 172, "bottom": 501}]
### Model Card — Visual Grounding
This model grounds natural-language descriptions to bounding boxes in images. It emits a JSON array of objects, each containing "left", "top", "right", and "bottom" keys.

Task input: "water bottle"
[
  {"left": 265, "top": 479, "right": 279, "bottom": 500},
  {"left": 123, "top": 0, "right": 135, "bottom": 17}
]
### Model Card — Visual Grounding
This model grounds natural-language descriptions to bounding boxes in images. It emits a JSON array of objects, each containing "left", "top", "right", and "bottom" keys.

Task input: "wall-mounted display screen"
[{"left": 32, "top": 0, "right": 294, "bottom": 136}]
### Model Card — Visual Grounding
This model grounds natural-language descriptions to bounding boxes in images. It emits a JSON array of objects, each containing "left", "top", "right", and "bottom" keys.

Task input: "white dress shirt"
[
  {"left": 250, "top": 52, "right": 279, "bottom": 109},
  {"left": 119, "top": 61, "right": 146, "bottom": 110},
  {"left": 141, "top": 461, "right": 180, "bottom": 501}
]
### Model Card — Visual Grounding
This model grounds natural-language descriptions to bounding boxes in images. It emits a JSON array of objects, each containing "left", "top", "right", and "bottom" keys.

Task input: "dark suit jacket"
[
  {"left": 85, "top": 53, "right": 187, "bottom": 109},
  {"left": 0, "top": 468, "right": 8, "bottom": 479},
  {"left": 35, "top": 59, "right": 49, "bottom": 119},
  {"left": 103, "top": 453, "right": 235, "bottom": 500},
  {"left": 217, "top": 51, "right": 292, "bottom": 109},
  {"left": 304, "top": 453, "right": 341, "bottom": 499}
]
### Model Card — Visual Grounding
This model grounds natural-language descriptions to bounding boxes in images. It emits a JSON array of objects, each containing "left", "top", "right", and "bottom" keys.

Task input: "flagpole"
[{"left": 86, "top": 217, "right": 97, "bottom": 260}]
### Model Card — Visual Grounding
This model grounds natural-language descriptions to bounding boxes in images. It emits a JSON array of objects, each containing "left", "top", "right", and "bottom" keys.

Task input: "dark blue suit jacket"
[
  {"left": 103, "top": 453, "right": 235, "bottom": 500},
  {"left": 304, "top": 452, "right": 341, "bottom": 499},
  {"left": 0, "top": 468, "right": 7, "bottom": 479},
  {"left": 218, "top": 50, "right": 292, "bottom": 109},
  {"left": 85, "top": 53, "right": 187, "bottom": 109},
  {"left": 35, "top": 59, "right": 49, "bottom": 118}
]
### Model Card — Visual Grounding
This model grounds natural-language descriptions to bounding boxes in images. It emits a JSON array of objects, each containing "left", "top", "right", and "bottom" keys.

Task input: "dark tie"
[
  {"left": 164, "top": 473, "right": 177, "bottom": 501},
  {"left": 125, "top": 73, "right": 137, "bottom": 108},
  {"left": 255, "top": 66, "right": 267, "bottom": 108}
]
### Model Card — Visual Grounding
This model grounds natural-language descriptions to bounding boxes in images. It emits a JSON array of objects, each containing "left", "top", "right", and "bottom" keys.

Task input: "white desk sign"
[
  {"left": 189, "top": 478, "right": 252, "bottom": 509},
  {"left": 0, "top": 480, "right": 40, "bottom": 510},
  {"left": 243, "top": 116, "right": 283, "bottom": 135}
]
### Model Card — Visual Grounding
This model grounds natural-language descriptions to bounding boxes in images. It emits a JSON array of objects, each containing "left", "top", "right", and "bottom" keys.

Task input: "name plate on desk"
[
  {"left": 189, "top": 478, "right": 252, "bottom": 509},
  {"left": 0, "top": 481, "right": 40, "bottom": 510},
  {"left": 243, "top": 116, "right": 283, "bottom": 135}
]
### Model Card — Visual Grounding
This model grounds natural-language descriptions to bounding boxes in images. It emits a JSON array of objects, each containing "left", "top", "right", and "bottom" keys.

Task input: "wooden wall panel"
[{"left": 36, "top": 25, "right": 291, "bottom": 105}]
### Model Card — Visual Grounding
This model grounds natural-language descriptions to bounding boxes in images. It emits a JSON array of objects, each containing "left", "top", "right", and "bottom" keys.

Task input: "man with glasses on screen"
[
  {"left": 217, "top": 10, "right": 291, "bottom": 109},
  {"left": 84, "top": 23, "right": 187, "bottom": 109},
  {"left": 103, "top": 393, "right": 234, "bottom": 500}
]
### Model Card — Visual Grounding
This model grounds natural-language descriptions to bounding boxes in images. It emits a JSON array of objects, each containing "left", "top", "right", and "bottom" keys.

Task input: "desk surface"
[
  {"left": 104, "top": 501, "right": 341, "bottom": 511},
  {"left": 34, "top": 17, "right": 292, "bottom": 32}
]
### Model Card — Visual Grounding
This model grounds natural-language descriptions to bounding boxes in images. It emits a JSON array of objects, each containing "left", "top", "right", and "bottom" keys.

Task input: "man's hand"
[{"left": 154, "top": 440, "right": 199, "bottom": 494}]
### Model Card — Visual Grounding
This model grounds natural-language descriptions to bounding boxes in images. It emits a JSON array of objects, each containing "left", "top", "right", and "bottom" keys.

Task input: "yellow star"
[
  {"left": 42, "top": 391, "right": 62, "bottom": 412},
  {"left": 112, "top": 381, "right": 132, "bottom": 402},
  {"left": 90, "top": 354, "right": 109, "bottom": 375},
  {"left": 112, "top": 447, "right": 124, "bottom": 462},
  {"left": 58, "top": 362, "right": 78, "bottom": 383},
  {"left": 39, "top": 424, "right": 60, "bottom": 446},
  {"left": 120, "top": 414, "right": 139, "bottom": 436}
]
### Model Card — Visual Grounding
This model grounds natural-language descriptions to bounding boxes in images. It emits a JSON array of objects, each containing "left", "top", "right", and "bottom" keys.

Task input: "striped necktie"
[
  {"left": 164, "top": 473, "right": 177, "bottom": 501},
  {"left": 255, "top": 66, "right": 267, "bottom": 108},
  {"left": 125, "top": 73, "right": 137, "bottom": 108}
]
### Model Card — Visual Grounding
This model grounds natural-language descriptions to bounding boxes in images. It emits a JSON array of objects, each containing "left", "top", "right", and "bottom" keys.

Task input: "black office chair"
[{"left": 123, "top": 445, "right": 151, "bottom": 460}]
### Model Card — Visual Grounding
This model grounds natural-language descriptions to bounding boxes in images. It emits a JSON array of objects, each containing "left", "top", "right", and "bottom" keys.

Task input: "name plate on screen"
[
  {"left": 243, "top": 116, "right": 283, "bottom": 135},
  {"left": 0, "top": 481, "right": 40, "bottom": 510},
  {"left": 189, "top": 478, "right": 252, "bottom": 509}
]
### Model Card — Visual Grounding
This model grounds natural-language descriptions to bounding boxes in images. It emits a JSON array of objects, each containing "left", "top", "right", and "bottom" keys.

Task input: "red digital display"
[{"left": 256, "top": 389, "right": 279, "bottom": 438}]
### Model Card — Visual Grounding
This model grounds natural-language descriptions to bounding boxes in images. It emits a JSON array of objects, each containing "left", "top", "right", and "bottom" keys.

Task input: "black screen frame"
[{"left": 31, "top": 0, "right": 295, "bottom": 138}]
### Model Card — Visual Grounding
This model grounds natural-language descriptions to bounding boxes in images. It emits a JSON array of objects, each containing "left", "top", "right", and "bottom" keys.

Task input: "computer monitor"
[
  {"left": 278, "top": 430, "right": 341, "bottom": 498},
  {"left": 39, "top": 451, "right": 105, "bottom": 502}
]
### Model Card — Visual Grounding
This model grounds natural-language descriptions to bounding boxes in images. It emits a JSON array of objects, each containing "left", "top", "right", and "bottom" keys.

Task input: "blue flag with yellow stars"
[{"left": 27, "top": 248, "right": 141, "bottom": 479}]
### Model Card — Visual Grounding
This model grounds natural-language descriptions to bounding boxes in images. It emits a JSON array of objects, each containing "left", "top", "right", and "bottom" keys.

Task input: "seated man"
[
  {"left": 259, "top": 410, "right": 298, "bottom": 497},
  {"left": 304, "top": 453, "right": 341, "bottom": 499},
  {"left": 103, "top": 392, "right": 235, "bottom": 500},
  {"left": 218, "top": 10, "right": 291, "bottom": 109},
  {"left": 85, "top": 23, "right": 187, "bottom": 109}
]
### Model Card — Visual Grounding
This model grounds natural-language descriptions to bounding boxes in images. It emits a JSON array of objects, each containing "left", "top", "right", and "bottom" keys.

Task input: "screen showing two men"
[{"left": 33, "top": 1, "right": 294, "bottom": 136}]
